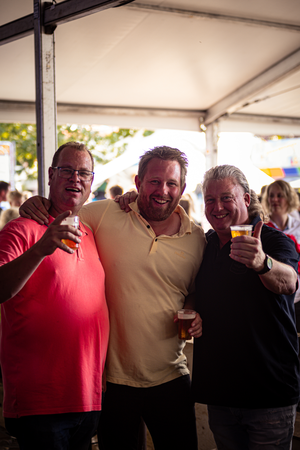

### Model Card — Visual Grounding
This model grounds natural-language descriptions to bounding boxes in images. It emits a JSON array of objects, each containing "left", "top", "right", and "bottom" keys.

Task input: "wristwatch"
[{"left": 257, "top": 254, "right": 273, "bottom": 275}]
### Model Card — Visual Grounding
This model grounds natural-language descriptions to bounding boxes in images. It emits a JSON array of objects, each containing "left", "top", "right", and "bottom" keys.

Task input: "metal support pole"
[
  {"left": 205, "top": 122, "right": 218, "bottom": 170},
  {"left": 34, "top": 0, "right": 57, "bottom": 197}
]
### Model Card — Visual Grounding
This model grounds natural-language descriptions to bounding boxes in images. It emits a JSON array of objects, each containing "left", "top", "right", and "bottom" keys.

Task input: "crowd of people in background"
[{"left": 0, "top": 183, "right": 33, "bottom": 230}]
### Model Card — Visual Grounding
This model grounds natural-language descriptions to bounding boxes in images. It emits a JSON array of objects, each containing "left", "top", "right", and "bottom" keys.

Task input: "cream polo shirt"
[{"left": 80, "top": 199, "right": 206, "bottom": 388}]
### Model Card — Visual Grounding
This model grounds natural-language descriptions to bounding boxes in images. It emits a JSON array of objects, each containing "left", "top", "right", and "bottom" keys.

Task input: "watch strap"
[{"left": 257, "top": 254, "right": 272, "bottom": 275}]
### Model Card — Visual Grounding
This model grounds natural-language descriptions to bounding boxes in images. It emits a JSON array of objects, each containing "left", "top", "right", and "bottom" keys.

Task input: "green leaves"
[{"left": 0, "top": 123, "right": 154, "bottom": 180}]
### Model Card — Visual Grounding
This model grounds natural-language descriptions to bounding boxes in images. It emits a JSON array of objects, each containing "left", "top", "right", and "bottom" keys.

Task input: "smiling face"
[
  {"left": 204, "top": 177, "right": 250, "bottom": 245},
  {"left": 268, "top": 184, "right": 288, "bottom": 216},
  {"left": 48, "top": 147, "right": 93, "bottom": 217},
  {"left": 136, "top": 158, "right": 185, "bottom": 223}
]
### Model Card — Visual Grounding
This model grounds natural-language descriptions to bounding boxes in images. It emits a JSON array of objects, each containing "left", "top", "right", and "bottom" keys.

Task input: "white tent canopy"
[
  {"left": 0, "top": 0, "right": 300, "bottom": 194},
  {"left": 1, "top": 0, "right": 300, "bottom": 134}
]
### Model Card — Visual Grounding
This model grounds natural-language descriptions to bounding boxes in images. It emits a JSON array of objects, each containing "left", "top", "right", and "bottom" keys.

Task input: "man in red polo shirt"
[{"left": 0, "top": 142, "right": 109, "bottom": 450}]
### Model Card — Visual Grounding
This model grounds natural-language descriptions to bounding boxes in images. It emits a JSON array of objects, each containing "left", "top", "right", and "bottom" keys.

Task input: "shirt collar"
[{"left": 129, "top": 201, "right": 193, "bottom": 236}]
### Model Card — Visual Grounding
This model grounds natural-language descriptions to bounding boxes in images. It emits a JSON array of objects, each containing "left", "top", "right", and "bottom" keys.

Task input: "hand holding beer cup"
[
  {"left": 33, "top": 211, "right": 82, "bottom": 257},
  {"left": 61, "top": 215, "right": 80, "bottom": 249},
  {"left": 230, "top": 221, "right": 266, "bottom": 270},
  {"left": 177, "top": 309, "right": 197, "bottom": 340}
]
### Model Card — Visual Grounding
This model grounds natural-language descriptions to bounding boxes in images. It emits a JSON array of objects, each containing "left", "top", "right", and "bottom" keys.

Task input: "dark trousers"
[
  {"left": 99, "top": 375, "right": 198, "bottom": 450},
  {"left": 5, "top": 411, "right": 101, "bottom": 450},
  {"left": 295, "top": 301, "right": 300, "bottom": 334},
  {"left": 208, "top": 404, "right": 296, "bottom": 450}
]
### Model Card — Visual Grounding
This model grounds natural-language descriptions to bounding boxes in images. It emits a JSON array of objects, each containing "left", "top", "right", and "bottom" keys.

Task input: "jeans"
[
  {"left": 99, "top": 375, "right": 198, "bottom": 450},
  {"left": 207, "top": 404, "right": 297, "bottom": 450},
  {"left": 5, "top": 411, "right": 101, "bottom": 450}
]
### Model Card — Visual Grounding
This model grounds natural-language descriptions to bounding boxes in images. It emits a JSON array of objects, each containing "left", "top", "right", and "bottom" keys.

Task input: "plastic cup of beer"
[
  {"left": 61, "top": 215, "right": 79, "bottom": 249},
  {"left": 177, "top": 309, "right": 196, "bottom": 340},
  {"left": 230, "top": 224, "right": 253, "bottom": 238}
]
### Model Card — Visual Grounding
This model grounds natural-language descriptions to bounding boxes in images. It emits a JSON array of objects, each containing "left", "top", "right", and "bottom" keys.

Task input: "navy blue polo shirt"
[{"left": 192, "top": 216, "right": 300, "bottom": 408}]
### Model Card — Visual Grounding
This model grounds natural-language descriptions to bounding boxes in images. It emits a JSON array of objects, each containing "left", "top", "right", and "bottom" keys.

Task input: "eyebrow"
[
  {"left": 58, "top": 164, "right": 92, "bottom": 171},
  {"left": 148, "top": 176, "right": 179, "bottom": 183},
  {"left": 205, "top": 191, "right": 233, "bottom": 199}
]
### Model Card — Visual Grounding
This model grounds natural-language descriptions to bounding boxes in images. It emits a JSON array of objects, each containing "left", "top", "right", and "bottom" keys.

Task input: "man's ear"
[
  {"left": 181, "top": 183, "right": 186, "bottom": 196},
  {"left": 90, "top": 175, "right": 94, "bottom": 192},
  {"left": 244, "top": 192, "right": 251, "bottom": 207},
  {"left": 48, "top": 167, "right": 54, "bottom": 186},
  {"left": 135, "top": 175, "right": 141, "bottom": 193}
]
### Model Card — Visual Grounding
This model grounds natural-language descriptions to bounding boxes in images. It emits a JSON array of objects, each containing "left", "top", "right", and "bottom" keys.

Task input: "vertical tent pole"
[{"left": 34, "top": 0, "right": 57, "bottom": 197}]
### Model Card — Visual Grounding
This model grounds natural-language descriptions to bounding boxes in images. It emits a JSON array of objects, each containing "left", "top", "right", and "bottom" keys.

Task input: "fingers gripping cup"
[
  {"left": 61, "top": 216, "right": 79, "bottom": 249},
  {"left": 230, "top": 225, "right": 253, "bottom": 238},
  {"left": 177, "top": 309, "right": 196, "bottom": 340}
]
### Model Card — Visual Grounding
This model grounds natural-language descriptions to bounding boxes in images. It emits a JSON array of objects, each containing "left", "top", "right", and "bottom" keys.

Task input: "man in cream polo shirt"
[{"left": 20, "top": 146, "right": 206, "bottom": 450}]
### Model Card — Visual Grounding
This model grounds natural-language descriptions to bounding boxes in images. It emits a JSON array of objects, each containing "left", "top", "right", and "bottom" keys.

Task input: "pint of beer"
[
  {"left": 230, "top": 225, "right": 253, "bottom": 238},
  {"left": 61, "top": 215, "right": 79, "bottom": 249},
  {"left": 177, "top": 309, "right": 196, "bottom": 340}
]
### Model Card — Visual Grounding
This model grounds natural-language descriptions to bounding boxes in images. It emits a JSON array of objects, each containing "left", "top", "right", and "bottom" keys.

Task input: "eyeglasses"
[{"left": 52, "top": 167, "right": 94, "bottom": 181}]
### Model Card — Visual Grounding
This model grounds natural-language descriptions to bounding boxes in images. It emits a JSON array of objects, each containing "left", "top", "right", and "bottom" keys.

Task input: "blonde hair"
[
  {"left": 0, "top": 207, "right": 19, "bottom": 230},
  {"left": 262, "top": 180, "right": 299, "bottom": 214},
  {"left": 7, "top": 190, "right": 23, "bottom": 207}
]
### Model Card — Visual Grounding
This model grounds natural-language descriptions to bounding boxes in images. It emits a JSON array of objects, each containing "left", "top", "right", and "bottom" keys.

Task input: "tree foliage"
[
  {"left": 0, "top": 123, "right": 37, "bottom": 179},
  {"left": 0, "top": 123, "right": 154, "bottom": 181}
]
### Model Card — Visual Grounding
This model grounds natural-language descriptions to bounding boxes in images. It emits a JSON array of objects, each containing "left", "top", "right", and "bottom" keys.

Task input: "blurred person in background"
[
  {"left": 22, "top": 191, "right": 33, "bottom": 202},
  {"left": 107, "top": 185, "right": 123, "bottom": 199},
  {"left": 7, "top": 190, "right": 23, "bottom": 208},
  {"left": 0, "top": 190, "right": 25, "bottom": 230},
  {"left": 262, "top": 180, "right": 300, "bottom": 241},
  {"left": 262, "top": 180, "right": 300, "bottom": 307},
  {"left": 179, "top": 193, "right": 201, "bottom": 225},
  {"left": 0, "top": 207, "right": 19, "bottom": 231},
  {"left": 179, "top": 194, "right": 192, "bottom": 218},
  {"left": 290, "top": 190, "right": 300, "bottom": 219},
  {"left": 0, "top": 181, "right": 10, "bottom": 215}
]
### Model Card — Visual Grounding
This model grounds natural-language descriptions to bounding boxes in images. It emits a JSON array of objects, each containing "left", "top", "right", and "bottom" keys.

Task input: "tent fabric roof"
[{"left": 0, "top": 0, "right": 300, "bottom": 135}]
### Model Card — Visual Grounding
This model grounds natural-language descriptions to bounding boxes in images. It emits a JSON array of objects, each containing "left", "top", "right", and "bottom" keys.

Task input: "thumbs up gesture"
[{"left": 230, "top": 221, "right": 266, "bottom": 271}]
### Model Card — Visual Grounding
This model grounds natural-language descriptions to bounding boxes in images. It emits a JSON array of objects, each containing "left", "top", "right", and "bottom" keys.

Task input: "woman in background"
[{"left": 262, "top": 179, "right": 300, "bottom": 312}]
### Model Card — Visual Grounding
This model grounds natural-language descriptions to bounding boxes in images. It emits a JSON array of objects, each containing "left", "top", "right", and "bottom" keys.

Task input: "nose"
[
  {"left": 156, "top": 183, "right": 169, "bottom": 197},
  {"left": 69, "top": 170, "right": 81, "bottom": 182},
  {"left": 213, "top": 199, "right": 223, "bottom": 211}
]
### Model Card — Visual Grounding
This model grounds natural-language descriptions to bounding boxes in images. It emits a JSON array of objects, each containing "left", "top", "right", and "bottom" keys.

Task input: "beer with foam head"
[
  {"left": 230, "top": 225, "right": 253, "bottom": 238},
  {"left": 61, "top": 215, "right": 79, "bottom": 249},
  {"left": 177, "top": 309, "right": 196, "bottom": 340}
]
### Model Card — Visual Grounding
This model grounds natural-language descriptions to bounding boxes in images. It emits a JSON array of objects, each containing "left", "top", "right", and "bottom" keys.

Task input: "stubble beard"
[{"left": 138, "top": 195, "right": 180, "bottom": 222}]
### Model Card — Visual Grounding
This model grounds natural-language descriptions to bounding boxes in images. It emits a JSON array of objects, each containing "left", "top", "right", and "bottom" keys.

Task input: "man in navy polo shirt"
[{"left": 192, "top": 164, "right": 300, "bottom": 450}]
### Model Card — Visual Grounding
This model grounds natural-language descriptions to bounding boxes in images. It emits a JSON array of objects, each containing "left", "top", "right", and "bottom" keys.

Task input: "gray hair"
[{"left": 202, "top": 165, "right": 265, "bottom": 221}]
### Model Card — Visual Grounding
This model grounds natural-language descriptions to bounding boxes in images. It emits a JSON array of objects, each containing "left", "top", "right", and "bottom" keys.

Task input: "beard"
[{"left": 137, "top": 193, "right": 181, "bottom": 222}]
